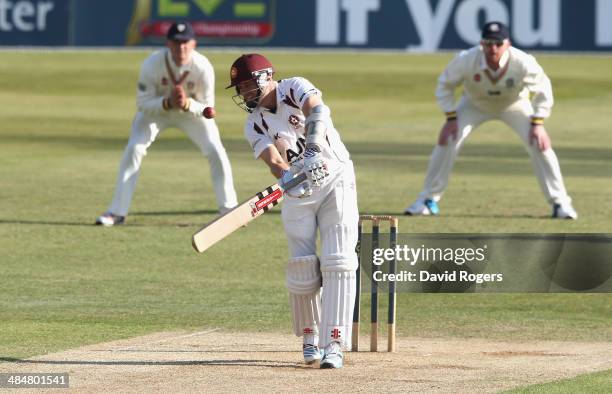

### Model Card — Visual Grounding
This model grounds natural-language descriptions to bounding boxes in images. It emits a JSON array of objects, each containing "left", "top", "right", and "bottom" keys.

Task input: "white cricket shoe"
[
  {"left": 552, "top": 203, "right": 578, "bottom": 219},
  {"left": 320, "top": 341, "right": 343, "bottom": 369},
  {"left": 404, "top": 198, "right": 440, "bottom": 216},
  {"left": 95, "top": 213, "right": 125, "bottom": 226},
  {"left": 303, "top": 343, "right": 323, "bottom": 365}
]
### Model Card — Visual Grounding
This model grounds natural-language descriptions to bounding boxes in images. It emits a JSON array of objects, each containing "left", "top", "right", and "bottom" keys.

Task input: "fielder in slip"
[
  {"left": 227, "top": 54, "right": 359, "bottom": 369},
  {"left": 405, "top": 21, "right": 577, "bottom": 219},
  {"left": 96, "top": 22, "right": 237, "bottom": 226}
]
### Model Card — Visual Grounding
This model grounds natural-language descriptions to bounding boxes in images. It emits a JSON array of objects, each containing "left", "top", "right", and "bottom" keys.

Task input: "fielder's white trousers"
[
  {"left": 107, "top": 111, "right": 238, "bottom": 216},
  {"left": 418, "top": 97, "right": 572, "bottom": 206}
]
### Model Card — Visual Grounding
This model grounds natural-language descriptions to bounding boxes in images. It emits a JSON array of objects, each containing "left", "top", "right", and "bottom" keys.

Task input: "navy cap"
[
  {"left": 166, "top": 22, "right": 195, "bottom": 41},
  {"left": 481, "top": 21, "right": 509, "bottom": 41}
]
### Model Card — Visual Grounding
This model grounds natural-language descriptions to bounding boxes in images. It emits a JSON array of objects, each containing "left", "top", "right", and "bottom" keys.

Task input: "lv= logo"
[{"left": 126, "top": 0, "right": 226, "bottom": 45}]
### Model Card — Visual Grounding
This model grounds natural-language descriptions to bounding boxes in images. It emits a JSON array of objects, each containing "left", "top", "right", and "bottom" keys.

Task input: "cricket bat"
[{"left": 192, "top": 173, "right": 308, "bottom": 253}]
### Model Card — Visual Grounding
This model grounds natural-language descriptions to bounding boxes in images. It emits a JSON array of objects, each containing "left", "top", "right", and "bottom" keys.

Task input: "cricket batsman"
[
  {"left": 405, "top": 21, "right": 577, "bottom": 219},
  {"left": 227, "top": 54, "right": 359, "bottom": 368}
]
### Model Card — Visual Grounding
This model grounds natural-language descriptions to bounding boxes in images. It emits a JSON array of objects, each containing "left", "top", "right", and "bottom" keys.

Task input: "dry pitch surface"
[{"left": 1, "top": 331, "right": 611, "bottom": 393}]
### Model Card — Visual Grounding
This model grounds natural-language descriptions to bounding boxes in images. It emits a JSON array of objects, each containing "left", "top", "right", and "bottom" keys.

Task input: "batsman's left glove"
[{"left": 279, "top": 169, "right": 312, "bottom": 199}]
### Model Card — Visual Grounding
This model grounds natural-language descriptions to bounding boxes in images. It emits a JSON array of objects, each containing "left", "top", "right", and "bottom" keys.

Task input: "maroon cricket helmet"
[{"left": 226, "top": 54, "right": 275, "bottom": 89}]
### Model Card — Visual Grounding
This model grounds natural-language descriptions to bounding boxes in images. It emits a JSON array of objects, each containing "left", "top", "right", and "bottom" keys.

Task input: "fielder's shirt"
[
  {"left": 136, "top": 48, "right": 215, "bottom": 117},
  {"left": 436, "top": 45, "right": 554, "bottom": 118}
]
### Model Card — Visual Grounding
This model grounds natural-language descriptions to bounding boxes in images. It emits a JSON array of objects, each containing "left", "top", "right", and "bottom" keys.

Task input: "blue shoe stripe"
[{"left": 424, "top": 199, "right": 440, "bottom": 215}]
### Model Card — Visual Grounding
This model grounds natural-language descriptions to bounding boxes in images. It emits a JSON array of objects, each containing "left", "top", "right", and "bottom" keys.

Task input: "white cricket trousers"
[
  {"left": 418, "top": 97, "right": 572, "bottom": 206},
  {"left": 282, "top": 163, "right": 359, "bottom": 258},
  {"left": 107, "top": 111, "right": 238, "bottom": 216},
  {"left": 282, "top": 162, "right": 359, "bottom": 349}
]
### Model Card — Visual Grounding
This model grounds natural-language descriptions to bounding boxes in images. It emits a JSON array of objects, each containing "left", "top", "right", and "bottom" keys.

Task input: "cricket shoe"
[
  {"left": 404, "top": 198, "right": 440, "bottom": 216},
  {"left": 320, "top": 341, "right": 343, "bottom": 369},
  {"left": 552, "top": 203, "right": 578, "bottom": 219},
  {"left": 303, "top": 344, "right": 323, "bottom": 365},
  {"left": 95, "top": 213, "right": 125, "bottom": 227}
]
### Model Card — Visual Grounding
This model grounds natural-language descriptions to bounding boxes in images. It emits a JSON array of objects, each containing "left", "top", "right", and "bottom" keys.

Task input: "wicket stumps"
[{"left": 352, "top": 215, "right": 398, "bottom": 352}]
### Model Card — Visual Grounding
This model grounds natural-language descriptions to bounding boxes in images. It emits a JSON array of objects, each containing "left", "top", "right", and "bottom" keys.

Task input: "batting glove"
[
  {"left": 303, "top": 147, "right": 330, "bottom": 187},
  {"left": 279, "top": 169, "right": 313, "bottom": 199}
]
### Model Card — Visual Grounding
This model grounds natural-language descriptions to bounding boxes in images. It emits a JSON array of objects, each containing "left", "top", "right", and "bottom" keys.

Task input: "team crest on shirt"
[
  {"left": 288, "top": 114, "right": 303, "bottom": 129},
  {"left": 505, "top": 78, "right": 515, "bottom": 88},
  {"left": 473, "top": 73, "right": 481, "bottom": 82},
  {"left": 187, "top": 81, "right": 195, "bottom": 90},
  {"left": 161, "top": 77, "right": 168, "bottom": 86}
]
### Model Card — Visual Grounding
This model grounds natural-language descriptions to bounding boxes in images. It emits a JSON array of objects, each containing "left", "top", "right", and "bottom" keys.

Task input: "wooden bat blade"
[
  {"left": 192, "top": 184, "right": 284, "bottom": 253},
  {"left": 191, "top": 173, "right": 307, "bottom": 253}
]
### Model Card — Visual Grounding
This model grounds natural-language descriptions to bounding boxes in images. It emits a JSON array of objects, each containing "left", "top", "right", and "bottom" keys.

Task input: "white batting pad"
[
  {"left": 289, "top": 292, "right": 321, "bottom": 337},
  {"left": 286, "top": 255, "right": 321, "bottom": 294},
  {"left": 319, "top": 270, "right": 356, "bottom": 349},
  {"left": 320, "top": 223, "right": 358, "bottom": 272},
  {"left": 286, "top": 255, "right": 322, "bottom": 337}
]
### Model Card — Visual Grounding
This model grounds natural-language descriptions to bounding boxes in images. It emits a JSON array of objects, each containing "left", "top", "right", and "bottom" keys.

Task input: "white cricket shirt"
[
  {"left": 436, "top": 46, "right": 554, "bottom": 118},
  {"left": 244, "top": 77, "right": 351, "bottom": 173},
  {"left": 135, "top": 48, "right": 215, "bottom": 117}
]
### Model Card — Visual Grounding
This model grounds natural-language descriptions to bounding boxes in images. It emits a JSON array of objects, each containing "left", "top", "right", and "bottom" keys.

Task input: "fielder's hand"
[
  {"left": 529, "top": 124, "right": 551, "bottom": 152},
  {"left": 303, "top": 147, "right": 330, "bottom": 187},
  {"left": 438, "top": 119, "right": 458, "bottom": 145},
  {"left": 279, "top": 169, "right": 312, "bottom": 199},
  {"left": 171, "top": 85, "right": 189, "bottom": 110}
]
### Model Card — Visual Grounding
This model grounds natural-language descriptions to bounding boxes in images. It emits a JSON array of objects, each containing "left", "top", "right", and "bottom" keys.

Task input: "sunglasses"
[{"left": 482, "top": 39, "right": 506, "bottom": 47}]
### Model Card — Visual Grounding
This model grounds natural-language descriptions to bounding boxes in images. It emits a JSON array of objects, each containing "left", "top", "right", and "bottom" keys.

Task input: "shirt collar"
[{"left": 165, "top": 49, "right": 191, "bottom": 73}]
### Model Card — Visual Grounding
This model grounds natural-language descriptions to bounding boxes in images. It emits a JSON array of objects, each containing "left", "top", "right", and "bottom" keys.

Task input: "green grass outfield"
[
  {"left": 1, "top": 50, "right": 610, "bottom": 388},
  {"left": 504, "top": 368, "right": 612, "bottom": 393}
]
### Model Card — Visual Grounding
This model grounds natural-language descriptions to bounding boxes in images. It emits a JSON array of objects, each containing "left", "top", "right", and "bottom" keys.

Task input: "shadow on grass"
[
  {"left": 131, "top": 209, "right": 220, "bottom": 216},
  {"left": 0, "top": 219, "right": 91, "bottom": 226},
  {"left": 427, "top": 213, "right": 547, "bottom": 220},
  {"left": 132, "top": 210, "right": 282, "bottom": 217},
  {"left": 0, "top": 218, "right": 207, "bottom": 227},
  {"left": 0, "top": 210, "right": 546, "bottom": 227},
  {"left": 363, "top": 211, "right": 548, "bottom": 220}
]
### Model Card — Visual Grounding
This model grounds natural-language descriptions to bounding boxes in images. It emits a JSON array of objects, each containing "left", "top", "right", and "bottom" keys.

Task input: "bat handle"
[{"left": 281, "top": 172, "right": 308, "bottom": 191}]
